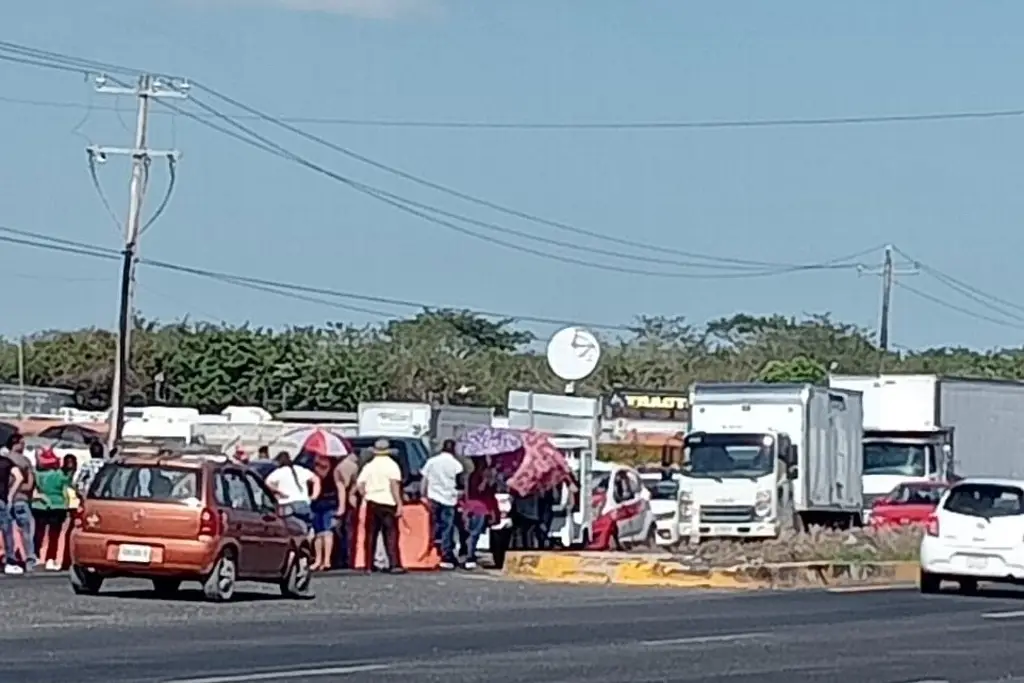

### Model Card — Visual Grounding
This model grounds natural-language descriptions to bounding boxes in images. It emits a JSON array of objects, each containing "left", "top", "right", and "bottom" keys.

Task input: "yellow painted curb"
[{"left": 502, "top": 552, "right": 919, "bottom": 590}]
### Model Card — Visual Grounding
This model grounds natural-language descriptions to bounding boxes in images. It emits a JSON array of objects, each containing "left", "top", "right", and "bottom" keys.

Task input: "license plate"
[
  {"left": 712, "top": 525, "right": 731, "bottom": 535},
  {"left": 966, "top": 556, "right": 988, "bottom": 571},
  {"left": 117, "top": 544, "right": 152, "bottom": 563}
]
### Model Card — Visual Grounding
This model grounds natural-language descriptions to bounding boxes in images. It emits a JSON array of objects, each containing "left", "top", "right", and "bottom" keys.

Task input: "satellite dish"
[{"left": 546, "top": 327, "right": 601, "bottom": 381}]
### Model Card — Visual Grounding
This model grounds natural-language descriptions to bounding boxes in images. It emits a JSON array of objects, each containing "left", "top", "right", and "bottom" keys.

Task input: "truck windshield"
[
  {"left": 682, "top": 434, "right": 774, "bottom": 479},
  {"left": 863, "top": 443, "right": 930, "bottom": 477}
]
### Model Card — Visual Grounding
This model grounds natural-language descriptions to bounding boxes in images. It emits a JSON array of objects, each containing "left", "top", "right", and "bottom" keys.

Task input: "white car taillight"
[{"left": 925, "top": 515, "right": 939, "bottom": 537}]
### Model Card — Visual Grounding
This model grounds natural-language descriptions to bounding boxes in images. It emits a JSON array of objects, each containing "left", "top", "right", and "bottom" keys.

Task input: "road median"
[{"left": 503, "top": 552, "right": 919, "bottom": 590}]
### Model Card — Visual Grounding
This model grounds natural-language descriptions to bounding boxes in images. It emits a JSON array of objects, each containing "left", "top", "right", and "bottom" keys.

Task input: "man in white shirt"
[
  {"left": 265, "top": 451, "right": 320, "bottom": 533},
  {"left": 420, "top": 439, "right": 465, "bottom": 570},
  {"left": 356, "top": 439, "right": 405, "bottom": 573}
]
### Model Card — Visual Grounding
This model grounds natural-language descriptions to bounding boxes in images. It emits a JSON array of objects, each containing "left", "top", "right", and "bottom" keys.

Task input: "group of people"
[
  {"left": 421, "top": 439, "right": 502, "bottom": 570},
  {"left": 252, "top": 437, "right": 507, "bottom": 573},
  {"left": 259, "top": 439, "right": 409, "bottom": 574},
  {"left": 0, "top": 433, "right": 91, "bottom": 575}
]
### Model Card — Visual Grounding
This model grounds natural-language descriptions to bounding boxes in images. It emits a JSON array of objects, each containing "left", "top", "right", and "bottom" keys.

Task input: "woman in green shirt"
[{"left": 32, "top": 449, "right": 73, "bottom": 571}]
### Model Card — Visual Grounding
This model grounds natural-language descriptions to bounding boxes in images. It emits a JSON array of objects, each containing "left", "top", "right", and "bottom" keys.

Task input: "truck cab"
[
  {"left": 861, "top": 429, "right": 951, "bottom": 512},
  {"left": 678, "top": 429, "right": 795, "bottom": 540}
]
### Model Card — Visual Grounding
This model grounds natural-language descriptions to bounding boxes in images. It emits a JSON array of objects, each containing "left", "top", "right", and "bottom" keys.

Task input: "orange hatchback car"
[{"left": 69, "top": 451, "right": 314, "bottom": 602}]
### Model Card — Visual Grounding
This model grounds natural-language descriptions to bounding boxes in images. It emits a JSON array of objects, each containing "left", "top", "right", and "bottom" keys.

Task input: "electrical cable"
[
  {"left": 3, "top": 95, "right": 1023, "bottom": 131},
  {"left": 0, "top": 225, "right": 638, "bottom": 331},
  {"left": 0, "top": 41, "right": 931, "bottom": 275},
  {"left": 893, "top": 280, "right": 1024, "bottom": 331},
  {"left": 892, "top": 245, "right": 1024, "bottom": 324},
  {"left": 176, "top": 91, "right": 880, "bottom": 279}
]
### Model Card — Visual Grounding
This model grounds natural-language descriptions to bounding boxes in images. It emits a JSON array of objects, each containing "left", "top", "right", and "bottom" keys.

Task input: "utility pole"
[
  {"left": 858, "top": 244, "right": 918, "bottom": 353},
  {"left": 89, "top": 74, "right": 186, "bottom": 451}
]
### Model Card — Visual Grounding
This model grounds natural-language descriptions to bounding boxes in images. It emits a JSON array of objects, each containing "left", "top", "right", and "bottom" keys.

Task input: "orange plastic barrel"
[{"left": 351, "top": 500, "right": 439, "bottom": 570}]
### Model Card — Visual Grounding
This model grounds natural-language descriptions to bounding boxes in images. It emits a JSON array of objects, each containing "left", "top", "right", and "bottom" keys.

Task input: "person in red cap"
[{"left": 32, "top": 448, "right": 72, "bottom": 571}]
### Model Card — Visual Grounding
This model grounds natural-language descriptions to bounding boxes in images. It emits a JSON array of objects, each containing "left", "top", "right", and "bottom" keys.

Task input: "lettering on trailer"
[{"left": 604, "top": 390, "right": 690, "bottom": 421}]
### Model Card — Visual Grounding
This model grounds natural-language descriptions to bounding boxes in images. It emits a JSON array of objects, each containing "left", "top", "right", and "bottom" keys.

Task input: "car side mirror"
[
  {"left": 278, "top": 504, "right": 294, "bottom": 517},
  {"left": 871, "top": 498, "right": 887, "bottom": 508}
]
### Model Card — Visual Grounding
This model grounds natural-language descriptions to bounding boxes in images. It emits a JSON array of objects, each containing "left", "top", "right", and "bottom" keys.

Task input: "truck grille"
[{"left": 700, "top": 505, "right": 755, "bottom": 524}]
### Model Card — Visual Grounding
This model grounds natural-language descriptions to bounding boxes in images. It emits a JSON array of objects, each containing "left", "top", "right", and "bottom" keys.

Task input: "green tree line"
[{"left": 1, "top": 310, "right": 1020, "bottom": 412}]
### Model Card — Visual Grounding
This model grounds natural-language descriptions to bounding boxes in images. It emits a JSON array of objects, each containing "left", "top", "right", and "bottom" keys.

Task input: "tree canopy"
[{"left": 3, "top": 310, "right": 1021, "bottom": 412}]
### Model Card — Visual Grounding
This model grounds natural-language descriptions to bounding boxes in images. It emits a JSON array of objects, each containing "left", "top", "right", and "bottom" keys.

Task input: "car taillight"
[
  {"left": 925, "top": 515, "right": 939, "bottom": 537},
  {"left": 199, "top": 508, "right": 220, "bottom": 536}
]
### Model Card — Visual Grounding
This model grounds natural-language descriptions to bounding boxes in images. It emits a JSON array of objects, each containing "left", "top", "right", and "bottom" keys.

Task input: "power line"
[
  {"left": 190, "top": 82, "right": 846, "bottom": 269},
  {"left": 893, "top": 280, "right": 1024, "bottom": 331},
  {"left": 892, "top": 245, "right": 1024, "bottom": 325},
  {"left": 0, "top": 41, "right": 914, "bottom": 276},
  {"left": 3, "top": 93, "right": 1023, "bottom": 131},
  {"left": 0, "top": 226, "right": 636, "bottom": 332},
  {"left": 171, "top": 88, "right": 872, "bottom": 279}
]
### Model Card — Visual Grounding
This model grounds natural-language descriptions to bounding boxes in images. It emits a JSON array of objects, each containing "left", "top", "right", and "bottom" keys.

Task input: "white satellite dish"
[{"left": 546, "top": 326, "right": 601, "bottom": 381}]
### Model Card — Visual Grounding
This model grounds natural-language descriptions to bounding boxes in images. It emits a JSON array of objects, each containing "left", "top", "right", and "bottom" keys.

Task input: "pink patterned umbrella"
[{"left": 283, "top": 426, "right": 354, "bottom": 458}]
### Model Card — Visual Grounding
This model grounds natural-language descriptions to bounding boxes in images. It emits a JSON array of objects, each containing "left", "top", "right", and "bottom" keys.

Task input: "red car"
[{"left": 869, "top": 482, "right": 947, "bottom": 529}]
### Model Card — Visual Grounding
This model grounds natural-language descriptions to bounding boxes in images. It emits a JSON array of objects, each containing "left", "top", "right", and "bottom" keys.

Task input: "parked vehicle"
[
  {"left": 69, "top": 450, "right": 313, "bottom": 602},
  {"left": 681, "top": 383, "right": 864, "bottom": 540},
  {"left": 638, "top": 468, "right": 682, "bottom": 547},
  {"left": 588, "top": 463, "right": 656, "bottom": 550},
  {"left": 920, "top": 478, "right": 1024, "bottom": 594},
  {"left": 829, "top": 374, "right": 1024, "bottom": 518},
  {"left": 869, "top": 482, "right": 946, "bottom": 529}
]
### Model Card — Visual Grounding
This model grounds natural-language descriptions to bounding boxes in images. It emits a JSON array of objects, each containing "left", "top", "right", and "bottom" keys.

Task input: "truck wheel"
[
  {"left": 70, "top": 565, "right": 103, "bottom": 596},
  {"left": 202, "top": 552, "right": 237, "bottom": 602}
]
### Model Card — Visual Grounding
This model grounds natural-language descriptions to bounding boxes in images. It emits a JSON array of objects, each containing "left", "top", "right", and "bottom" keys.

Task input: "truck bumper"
[{"left": 678, "top": 521, "right": 779, "bottom": 539}]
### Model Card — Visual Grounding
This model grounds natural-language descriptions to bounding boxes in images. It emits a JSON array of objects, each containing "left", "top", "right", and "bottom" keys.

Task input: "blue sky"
[{"left": 2, "top": 0, "right": 1023, "bottom": 350}]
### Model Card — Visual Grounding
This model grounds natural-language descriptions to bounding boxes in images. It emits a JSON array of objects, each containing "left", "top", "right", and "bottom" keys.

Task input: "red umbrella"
[{"left": 283, "top": 426, "right": 354, "bottom": 458}]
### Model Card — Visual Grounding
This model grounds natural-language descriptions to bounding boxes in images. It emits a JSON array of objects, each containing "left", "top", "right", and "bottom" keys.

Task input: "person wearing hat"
[{"left": 355, "top": 439, "right": 405, "bottom": 573}]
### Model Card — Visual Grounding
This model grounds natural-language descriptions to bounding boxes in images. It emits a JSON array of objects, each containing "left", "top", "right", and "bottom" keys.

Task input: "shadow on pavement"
[{"left": 98, "top": 588, "right": 281, "bottom": 603}]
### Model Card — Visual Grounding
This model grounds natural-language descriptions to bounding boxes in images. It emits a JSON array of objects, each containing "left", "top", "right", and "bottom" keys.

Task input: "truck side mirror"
[{"left": 788, "top": 465, "right": 799, "bottom": 479}]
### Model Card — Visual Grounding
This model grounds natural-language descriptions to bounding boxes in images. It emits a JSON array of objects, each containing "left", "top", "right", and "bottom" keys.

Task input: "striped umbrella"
[{"left": 282, "top": 426, "right": 355, "bottom": 458}]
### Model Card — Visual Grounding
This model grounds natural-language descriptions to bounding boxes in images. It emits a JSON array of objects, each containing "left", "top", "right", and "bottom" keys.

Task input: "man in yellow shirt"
[{"left": 356, "top": 439, "right": 405, "bottom": 574}]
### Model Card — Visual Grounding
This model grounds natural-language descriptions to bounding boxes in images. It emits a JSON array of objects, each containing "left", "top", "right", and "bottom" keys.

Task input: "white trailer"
[
  {"left": 681, "top": 383, "right": 863, "bottom": 539},
  {"left": 829, "top": 374, "right": 1024, "bottom": 513}
]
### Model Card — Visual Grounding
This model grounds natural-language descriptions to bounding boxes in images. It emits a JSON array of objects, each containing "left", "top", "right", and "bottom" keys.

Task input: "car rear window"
[
  {"left": 90, "top": 464, "right": 201, "bottom": 504},
  {"left": 943, "top": 483, "right": 1024, "bottom": 519}
]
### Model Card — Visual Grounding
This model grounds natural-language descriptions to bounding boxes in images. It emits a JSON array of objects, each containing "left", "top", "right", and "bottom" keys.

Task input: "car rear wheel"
[
  {"left": 280, "top": 548, "right": 314, "bottom": 600},
  {"left": 919, "top": 569, "right": 941, "bottom": 594},
  {"left": 152, "top": 578, "right": 181, "bottom": 598},
  {"left": 69, "top": 565, "right": 103, "bottom": 596},
  {"left": 202, "top": 552, "right": 237, "bottom": 603}
]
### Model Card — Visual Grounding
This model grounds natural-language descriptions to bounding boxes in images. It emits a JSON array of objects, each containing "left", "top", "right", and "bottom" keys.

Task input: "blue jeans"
[
  {"left": 430, "top": 501, "right": 457, "bottom": 564},
  {"left": 0, "top": 501, "right": 36, "bottom": 566},
  {"left": 463, "top": 512, "right": 488, "bottom": 564}
]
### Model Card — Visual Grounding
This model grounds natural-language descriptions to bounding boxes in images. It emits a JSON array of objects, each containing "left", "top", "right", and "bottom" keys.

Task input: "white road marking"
[
  {"left": 28, "top": 615, "right": 114, "bottom": 629},
  {"left": 163, "top": 663, "right": 390, "bottom": 683},
  {"left": 827, "top": 584, "right": 914, "bottom": 593},
  {"left": 981, "top": 609, "right": 1024, "bottom": 620},
  {"left": 639, "top": 632, "right": 767, "bottom": 647}
]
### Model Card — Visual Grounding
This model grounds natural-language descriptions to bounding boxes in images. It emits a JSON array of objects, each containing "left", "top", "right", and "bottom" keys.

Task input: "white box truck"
[
  {"left": 829, "top": 374, "right": 1024, "bottom": 515},
  {"left": 681, "top": 383, "right": 863, "bottom": 539}
]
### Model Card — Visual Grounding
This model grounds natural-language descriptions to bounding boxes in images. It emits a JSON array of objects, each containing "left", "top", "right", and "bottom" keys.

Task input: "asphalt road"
[{"left": 6, "top": 572, "right": 1024, "bottom": 683}]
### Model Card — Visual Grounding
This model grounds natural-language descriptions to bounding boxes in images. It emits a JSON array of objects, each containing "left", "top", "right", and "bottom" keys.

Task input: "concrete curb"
[{"left": 502, "top": 552, "right": 919, "bottom": 590}]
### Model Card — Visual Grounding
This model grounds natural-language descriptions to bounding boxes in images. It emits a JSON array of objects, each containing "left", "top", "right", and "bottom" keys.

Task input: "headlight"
[{"left": 754, "top": 489, "right": 772, "bottom": 518}]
